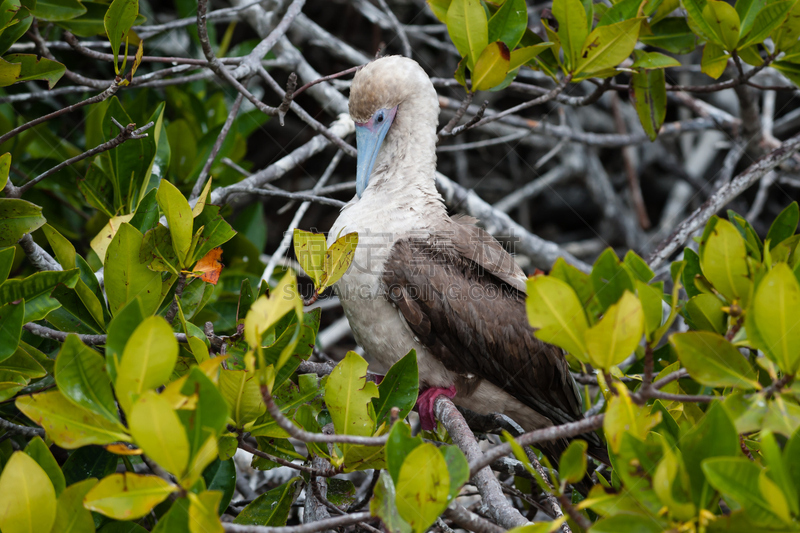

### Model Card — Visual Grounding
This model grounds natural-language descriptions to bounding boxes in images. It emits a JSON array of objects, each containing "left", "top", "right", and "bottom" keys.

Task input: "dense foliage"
[{"left": 2, "top": 0, "right": 800, "bottom": 531}]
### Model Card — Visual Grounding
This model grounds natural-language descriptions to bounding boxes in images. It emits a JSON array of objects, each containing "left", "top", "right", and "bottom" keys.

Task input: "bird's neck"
[{"left": 362, "top": 98, "right": 442, "bottom": 214}]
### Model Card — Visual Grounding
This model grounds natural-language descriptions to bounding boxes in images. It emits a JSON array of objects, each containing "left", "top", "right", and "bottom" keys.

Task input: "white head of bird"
[{"left": 348, "top": 56, "right": 440, "bottom": 200}]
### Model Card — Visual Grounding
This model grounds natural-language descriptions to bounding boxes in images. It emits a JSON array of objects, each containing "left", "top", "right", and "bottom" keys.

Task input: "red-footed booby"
[{"left": 329, "top": 56, "right": 606, "bottom": 464}]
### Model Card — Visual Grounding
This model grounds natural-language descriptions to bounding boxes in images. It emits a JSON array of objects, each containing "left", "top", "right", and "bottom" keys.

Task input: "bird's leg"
[{"left": 416, "top": 385, "right": 457, "bottom": 431}]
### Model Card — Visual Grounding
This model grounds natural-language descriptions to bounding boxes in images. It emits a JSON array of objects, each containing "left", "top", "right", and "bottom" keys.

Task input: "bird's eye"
[{"left": 375, "top": 111, "right": 384, "bottom": 123}]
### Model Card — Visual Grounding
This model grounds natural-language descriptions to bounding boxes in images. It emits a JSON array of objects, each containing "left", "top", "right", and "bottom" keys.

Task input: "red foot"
[{"left": 416, "top": 385, "right": 457, "bottom": 431}]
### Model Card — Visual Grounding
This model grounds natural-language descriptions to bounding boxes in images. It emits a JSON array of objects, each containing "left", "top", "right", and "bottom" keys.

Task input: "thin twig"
[
  {"left": 223, "top": 512, "right": 371, "bottom": 532},
  {"left": 10, "top": 119, "right": 154, "bottom": 197},
  {"left": 23, "top": 322, "right": 189, "bottom": 345},
  {"left": 376, "top": 0, "right": 412, "bottom": 58},
  {"left": 238, "top": 440, "right": 336, "bottom": 477},
  {"left": 191, "top": 92, "right": 245, "bottom": 200},
  {"left": 0, "top": 416, "right": 46, "bottom": 437},
  {"left": 260, "top": 385, "right": 389, "bottom": 446}
]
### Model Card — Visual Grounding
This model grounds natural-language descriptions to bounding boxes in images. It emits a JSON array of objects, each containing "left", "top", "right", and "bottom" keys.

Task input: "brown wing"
[{"left": 382, "top": 220, "right": 586, "bottom": 431}]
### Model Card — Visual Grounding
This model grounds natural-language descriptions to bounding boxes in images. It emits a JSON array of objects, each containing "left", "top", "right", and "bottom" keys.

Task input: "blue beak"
[{"left": 355, "top": 106, "right": 397, "bottom": 198}]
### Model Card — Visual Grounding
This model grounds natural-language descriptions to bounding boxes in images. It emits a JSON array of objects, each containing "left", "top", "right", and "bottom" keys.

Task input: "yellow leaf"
[
  {"left": 0, "top": 452, "right": 56, "bottom": 533},
  {"left": 321, "top": 232, "right": 358, "bottom": 291},
  {"left": 83, "top": 473, "right": 178, "bottom": 520},
  {"left": 188, "top": 491, "right": 223, "bottom": 533},
  {"left": 129, "top": 391, "right": 191, "bottom": 477},
  {"left": 90, "top": 213, "right": 135, "bottom": 263},
  {"left": 585, "top": 291, "right": 644, "bottom": 370},
  {"left": 244, "top": 271, "right": 302, "bottom": 348},
  {"left": 472, "top": 41, "right": 510, "bottom": 91}
]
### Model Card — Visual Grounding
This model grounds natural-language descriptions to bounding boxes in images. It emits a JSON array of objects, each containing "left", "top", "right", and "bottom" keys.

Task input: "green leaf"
[
  {"left": 325, "top": 351, "right": 378, "bottom": 461},
  {"left": 750, "top": 263, "right": 800, "bottom": 374},
  {"left": 585, "top": 291, "right": 644, "bottom": 370},
  {"left": 157, "top": 179, "right": 193, "bottom": 266},
  {"left": 178, "top": 368, "right": 228, "bottom": 474},
  {"left": 699, "top": 217, "right": 751, "bottom": 305},
  {"left": 767, "top": 202, "right": 799, "bottom": 246},
  {"left": 575, "top": 17, "right": 642, "bottom": 75},
  {"left": 591, "top": 514, "right": 664, "bottom": 533},
  {"left": 487, "top": 0, "right": 526, "bottom": 48},
  {"left": 760, "top": 430, "right": 799, "bottom": 515},
  {"left": 152, "top": 497, "right": 190, "bottom": 533},
  {"left": 738, "top": 0, "right": 794, "bottom": 48},
  {"left": 631, "top": 51, "right": 681, "bottom": 70},
  {"left": 0, "top": 246, "right": 13, "bottom": 285},
  {"left": 426, "top": 0, "right": 451, "bottom": 22},
  {"left": 385, "top": 422, "right": 423, "bottom": 484},
  {"left": 55, "top": 334, "right": 118, "bottom": 423},
  {"left": 104, "top": 297, "right": 144, "bottom": 384},
  {"left": 440, "top": 445, "right": 469, "bottom": 499},
  {"left": 735, "top": 0, "right": 765, "bottom": 37},
  {"left": 15, "top": 390, "right": 130, "bottom": 448},
  {"left": 370, "top": 471, "right": 412, "bottom": 533},
  {"left": 61, "top": 447, "right": 117, "bottom": 488},
  {"left": 701, "top": 42, "right": 729, "bottom": 78},
  {"left": 640, "top": 17, "right": 697, "bottom": 54},
  {"left": 104, "top": 223, "right": 162, "bottom": 316},
  {"left": 0, "top": 451, "right": 56, "bottom": 533},
  {"left": 32, "top": 0, "right": 86, "bottom": 21},
  {"left": 508, "top": 43, "right": 554, "bottom": 70},
  {"left": 0, "top": 301, "right": 23, "bottom": 364},
  {"left": 395, "top": 443, "right": 451, "bottom": 533},
  {"left": 104, "top": 0, "right": 137, "bottom": 70},
  {"left": 0, "top": 53, "right": 65, "bottom": 89},
  {"left": 293, "top": 229, "right": 326, "bottom": 288},
  {"left": 703, "top": 0, "right": 741, "bottom": 50},
  {"left": 553, "top": 0, "right": 588, "bottom": 70},
  {"left": 682, "top": 0, "right": 717, "bottom": 40},
  {"left": 234, "top": 477, "right": 300, "bottom": 526},
  {"left": 130, "top": 391, "right": 190, "bottom": 477},
  {"left": 560, "top": 440, "right": 588, "bottom": 484},
  {"left": 773, "top": 0, "right": 800, "bottom": 50},
  {"left": 702, "top": 457, "right": 788, "bottom": 525},
  {"left": 114, "top": 315, "right": 179, "bottom": 415},
  {"left": 83, "top": 473, "right": 178, "bottom": 520},
  {"left": 631, "top": 68, "right": 666, "bottom": 142},
  {"left": 685, "top": 293, "right": 726, "bottom": 334},
  {"left": 0, "top": 198, "right": 45, "bottom": 246},
  {"left": 446, "top": 0, "right": 488, "bottom": 69},
  {"left": 219, "top": 369, "right": 266, "bottom": 428},
  {"left": 597, "top": 0, "right": 642, "bottom": 27},
  {"left": 202, "top": 458, "right": 236, "bottom": 515},
  {"left": 670, "top": 331, "right": 759, "bottom": 389},
  {"left": 471, "top": 41, "right": 510, "bottom": 91},
  {"left": 372, "top": 349, "right": 419, "bottom": 426},
  {"left": 2, "top": 344, "right": 46, "bottom": 379},
  {"left": 636, "top": 281, "right": 663, "bottom": 338},
  {"left": 51, "top": 478, "right": 97, "bottom": 533},
  {"left": 527, "top": 275, "right": 589, "bottom": 361},
  {"left": 592, "top": 249, "right": 636, "bottom": 316},
  {"left": 23, "top": 437, "right": 65, "bottom": 497}
]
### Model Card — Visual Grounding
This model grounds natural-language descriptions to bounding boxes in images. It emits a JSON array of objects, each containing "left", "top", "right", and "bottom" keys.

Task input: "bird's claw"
[{"left": 416, "top": 385, "right": 457, "bottom": 431}]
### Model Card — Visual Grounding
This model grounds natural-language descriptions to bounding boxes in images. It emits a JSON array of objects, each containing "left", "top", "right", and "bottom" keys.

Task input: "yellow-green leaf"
[
  {"left": 321, "top": 232, "right": 359, "bottom": 291},
  {"left": 751, "top": 263, "right": 800, "bottom": 374},
  {"left": 526, "top": 276, "right": 589, "bottom": 362},
  {"left": 585, "top": 291, "right": 644, "bottom": 370},
  {"left": 114, "top": 316, "right": 179, "bottom": 415},
  {"left": 104, "top": 0, "right": 138, "bottom": 71},
  {"left": 104, "top": 222, "right": 162, "bottom": 315},
  {"left": 244, "top": 271, "right": 302, "bottom": 349},
  {"left": 703, "top": 0, "right": 741, "bottom": 50},
  {"left": 0, "top": 452, "right": 56, "bottom": 533},
  {"left": 395, "top": 443, "right": 451, "bottom": 533},
  {"left": 553, "top": 0, "right": 589, "bottom": 70},
  {"left": 15, "top": 390, "right": 131, "bottom": 448},
  {"left": 701, "top": 42, "right": 729, "bottom": 79},
  {"left": 0, "top": 54, "right": 65, "bottom": 89},
  {"left": 604, "top": 384, "right": 660, "bottom": 453},
  {"left": 576, "top": 17, "right": 643, "bottom": 75},
  {"left": 670, "top": 331, "right": 760, "bottom": 389},
  {"left": 83, "top": 473, "right": 178, "bottom": 520},
  {"left": 325, "top": 351, "right": 379, "bottom": 463},
  {"left": 129, "top": 391, "right": 190, "bottom": 477},
  {"left": 508, "top": 43, "right": 555, "bottom": 71},
  {"left": 446, "top": 0, "right": 488, "bottom": 69},
  {"left": 188, "top": 491, "right": 223, "bottom": 533},
  {"left": 0, "top": 152, "right": 10, "bottom": 190},
  {"left": 51, "top": 478, "right": 97, "bottom": 533},
  {"left": 471, "top": 41, "right": 510, "bottom": 91},
  {"left": 157, "top": 179, "right": 193, "bottom": 265},
  {"left": 293, "top": 229, "right": 327, "bottom": 288},
  {"left": 427, "top": 0, "right": 452, "bottom": 22},
  {"left": 699, "top": 218, "right": 752, "bottom": 306},
  {"left": 219, "top": 369, "right": 266, "bottom": 428},
  {"left": 192, "top": 177, "right": 212, "bottom": 218}
]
